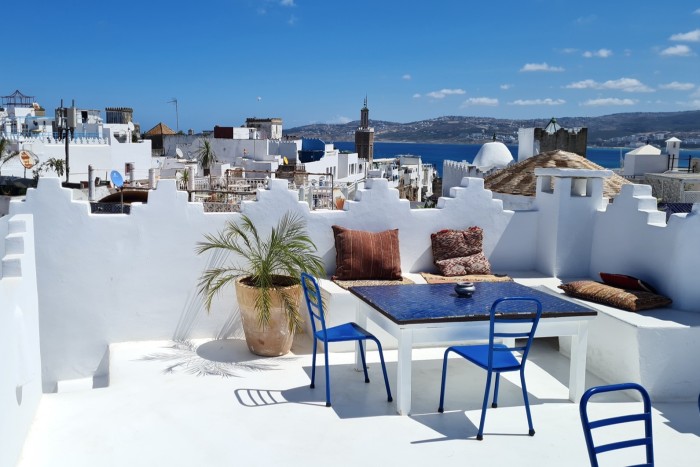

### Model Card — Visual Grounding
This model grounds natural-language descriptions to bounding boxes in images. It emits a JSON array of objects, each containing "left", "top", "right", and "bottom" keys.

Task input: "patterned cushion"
[
  {"left": 435, "top": 252, "right": 492, "bottom": 276},
  {"left": 430, "top": 227, "right": 483, "bottom": 261},
  {"left": 331, "top": 225, "right": 402, "bottom": 280},
  {"left": 558, "top": 280, "right": 672, "bottom": 312},
  {"left": 599, "top": 272, "right": 657, "bottom": 293}
]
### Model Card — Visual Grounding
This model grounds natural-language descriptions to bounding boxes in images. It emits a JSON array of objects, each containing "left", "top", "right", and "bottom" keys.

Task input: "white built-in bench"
[{"left": 534, "top": 279, "right": 700, "bottom": 402}]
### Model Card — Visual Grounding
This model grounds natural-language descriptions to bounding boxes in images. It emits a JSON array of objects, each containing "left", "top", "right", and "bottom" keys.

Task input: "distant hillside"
[{"left": 284, "top": 111, "right": 700, "bottom": 144}]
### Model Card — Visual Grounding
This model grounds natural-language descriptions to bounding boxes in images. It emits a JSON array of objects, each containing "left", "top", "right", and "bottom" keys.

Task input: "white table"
[{"left": 349, "top": 283, "right": 597, "bottom": 416}]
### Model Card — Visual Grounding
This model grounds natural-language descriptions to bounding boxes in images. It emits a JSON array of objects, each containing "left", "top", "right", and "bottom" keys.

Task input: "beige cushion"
[
  {"left": 331, "top": 225, "right": 402, "bottom": 280},
  {"left": 558, "top": 280, "right": 672, "bottom": 312}
]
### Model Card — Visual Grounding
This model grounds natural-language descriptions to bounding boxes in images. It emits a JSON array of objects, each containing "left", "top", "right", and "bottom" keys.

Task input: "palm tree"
[
  {"left": 195, "top": 138, "right": 216, "bottom": 176},
  {"left": 0, "top": 137, "right": 19, "bottom": 173}
]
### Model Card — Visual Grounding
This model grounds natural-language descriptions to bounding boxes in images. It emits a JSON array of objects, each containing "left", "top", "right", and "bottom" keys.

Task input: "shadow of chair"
[
  {"left": 301, "top": 273, "right": 392, "bottom": 407},
  {"left": 438, "top": 297, "right": 542, "bottom": 440},
  {"left": 579, "top": 382, "right": 654, "bottom": 467}
]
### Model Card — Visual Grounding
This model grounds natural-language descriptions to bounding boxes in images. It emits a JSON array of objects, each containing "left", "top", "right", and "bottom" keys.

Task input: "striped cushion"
[
  {"left": 559, "top": 281, "right": 672, "bottom": 312},
  {"left": 331, "top": 226, "right": 402, "bottom": 280}
]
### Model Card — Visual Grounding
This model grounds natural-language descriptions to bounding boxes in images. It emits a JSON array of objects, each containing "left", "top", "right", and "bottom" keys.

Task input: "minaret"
[{"left": 354, "top": 96, "right": 374, "bottom": 166}]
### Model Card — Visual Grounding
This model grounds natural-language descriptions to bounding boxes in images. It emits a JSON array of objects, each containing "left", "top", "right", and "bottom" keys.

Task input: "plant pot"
[{"left": 234, "top": 277, "right": 301, "bottom": 357}]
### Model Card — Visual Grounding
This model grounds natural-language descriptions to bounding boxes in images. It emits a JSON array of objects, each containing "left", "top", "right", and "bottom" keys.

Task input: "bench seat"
[{"left": 535, "top": 280, "right": 700, "bottom": 402}]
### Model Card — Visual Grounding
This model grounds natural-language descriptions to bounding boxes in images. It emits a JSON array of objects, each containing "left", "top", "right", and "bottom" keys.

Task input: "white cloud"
[
  {"left": 332, "top": 115, "right": 351, "bottom": 124},
  {"left": 575, "top": 15, "right": 596, "bottom": 25},
  {"left": 287, "top": 15, "right": 298, "bottom": 25},
  {"left": 695, "top": 8, "right": 700, "bottom": 15},
  {"left": 425, "top": 88, "right": 466, "bottom": 99},
  {"left": 670, "top": 29, "right": 700, "bottom": 42},
  {"left": 520, "top": 63, "right": 565, "bottom": 72},
  {"left": 581, "top": 98, "right": 637, "bottom": 106},
  {"left": 402, "top": 74, "right": 412, "bottom": 80},
  {"left": 509, "top": 98, "right": 565, "bottom": 106},
  {"left": 500, "top": 84, "right": 512, "bottom": 90},
  {"left": 280, "top": 0, "right": 296, "bottom": 6},
  {"left": 659, "top": 81, "right": 695, "bottom": 91},
  {"left": 660, "top": 44, "right": 693, "bottom": 56},
  {"left": 690, "top": 88, "right": 700, "bottom": 98},
  {"left": 687, "top": 100, "right": 700, "bottom": 108},
  {"left": 461, "top": 97, "right": 499, "bottom": 107},
  {"left": 583, "top": 48, "right": 612, "bottom": 58},
  {"left": 560, "top": 48, "right": 579, "bottom": 54},
  {"left": 565, "top": 77, "right": 653, "bottom": 92},
  {"left": 412, "top": 93, "right": 422, "bottom": 99}
]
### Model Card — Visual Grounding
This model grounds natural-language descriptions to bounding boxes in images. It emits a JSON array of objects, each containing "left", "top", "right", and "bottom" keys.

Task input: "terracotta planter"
[{"left": 234, "top": 277, "right": 301, "bottom": 357}]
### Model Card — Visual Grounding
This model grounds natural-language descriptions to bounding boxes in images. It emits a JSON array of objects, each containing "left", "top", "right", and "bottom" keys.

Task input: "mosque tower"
[{"left": 354, "top": 96, "right": 374, "bottom": 165}]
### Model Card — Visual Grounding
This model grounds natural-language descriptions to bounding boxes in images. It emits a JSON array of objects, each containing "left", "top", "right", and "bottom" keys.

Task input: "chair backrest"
[
  {"left": 488, "top": 297, "right": 542, "bottom": 370},
  {"left": 579, "top": 383, "right": 654, "bottom": 467},
  {"left": 300, "top": 273, "right": 327, "bottom": 336}
]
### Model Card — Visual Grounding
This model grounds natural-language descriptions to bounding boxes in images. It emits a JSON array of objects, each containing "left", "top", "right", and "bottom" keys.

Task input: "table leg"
[
  {"left": 568, "top": 321, "right": 589, "bottom": 402},
  {"left": 355, "top": 301, "right": 368, "bottom": 371},
  {"left": 396, "top": 328, "right": 413, "bottom": 415}
]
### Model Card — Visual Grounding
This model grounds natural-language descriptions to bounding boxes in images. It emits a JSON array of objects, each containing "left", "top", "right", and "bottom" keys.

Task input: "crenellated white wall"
[
  {"left": 590, "top": 183, "right": 700, "bottom": 309},
  {"left": 0, "top": 214, "right": 42, "bottom": 467},
  {"left": 7, "top": 170, "right": 700, "bottom": 398}
]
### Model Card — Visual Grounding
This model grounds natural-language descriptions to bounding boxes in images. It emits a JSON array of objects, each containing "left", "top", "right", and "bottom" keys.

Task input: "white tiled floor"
[{"left": 18, "top": 336, "right": 700, "bottom": 467}]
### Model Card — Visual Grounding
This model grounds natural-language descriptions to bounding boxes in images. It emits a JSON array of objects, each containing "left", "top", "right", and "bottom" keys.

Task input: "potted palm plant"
[{"left": 196, "top": 212, "right": 325, "bottom": 357}]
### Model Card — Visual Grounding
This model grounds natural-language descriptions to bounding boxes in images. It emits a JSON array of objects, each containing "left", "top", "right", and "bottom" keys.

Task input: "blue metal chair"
[
  {"left": 300, "top": 273, "right": 392, "bottom": 407},
  {"left": 438, "top": 297, "right": 542, "bottom": 440},
  {"left": 579, "top": 383, "right": 654, "bottom": 467}
]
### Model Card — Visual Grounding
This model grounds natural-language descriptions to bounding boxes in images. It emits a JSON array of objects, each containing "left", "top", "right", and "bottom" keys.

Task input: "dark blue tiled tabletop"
[{"left": 349, "top": 282, "right": 596, "bottom": 324}]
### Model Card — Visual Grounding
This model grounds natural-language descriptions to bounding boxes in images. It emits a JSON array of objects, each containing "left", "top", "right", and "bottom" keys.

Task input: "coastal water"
[{"left": 333, "top": 141, "right": 695, "bottom": 177}]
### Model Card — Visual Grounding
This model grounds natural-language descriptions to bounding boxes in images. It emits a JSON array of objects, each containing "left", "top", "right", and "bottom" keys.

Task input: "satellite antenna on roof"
[
  {"left": 175, "top": 148, "right": 184, "bottom": 159},
  {"left": 110, "top": 170, "right": 125, "bottom": 213}
]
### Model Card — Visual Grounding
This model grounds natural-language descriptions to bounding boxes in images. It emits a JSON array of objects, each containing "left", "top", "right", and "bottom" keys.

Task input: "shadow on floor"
[{"left": 139, "top": 339, "right": 299, "bottom": 377}]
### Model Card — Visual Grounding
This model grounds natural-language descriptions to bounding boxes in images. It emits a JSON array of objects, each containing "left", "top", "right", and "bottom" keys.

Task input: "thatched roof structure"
[
  {"left": 144, "top": 122, "right": 175, "bottom": 136},
  {"left": 484, "top": 150, "right": 632, "bottom": 198}
]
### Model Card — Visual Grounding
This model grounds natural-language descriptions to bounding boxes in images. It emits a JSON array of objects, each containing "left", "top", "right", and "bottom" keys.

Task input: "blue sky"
[{"left": 3, "top": 1, "right": 700, "bottom": 132}]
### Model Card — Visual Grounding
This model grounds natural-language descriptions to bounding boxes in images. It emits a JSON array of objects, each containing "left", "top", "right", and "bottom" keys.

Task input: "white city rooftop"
[{"left": 17, "top": 336, "right": 700, "bottom": 467}]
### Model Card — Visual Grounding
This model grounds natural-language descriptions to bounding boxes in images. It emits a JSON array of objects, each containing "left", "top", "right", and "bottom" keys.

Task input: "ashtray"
[{"left": 454, "top": 281, "right": 476, "bottom": 297}]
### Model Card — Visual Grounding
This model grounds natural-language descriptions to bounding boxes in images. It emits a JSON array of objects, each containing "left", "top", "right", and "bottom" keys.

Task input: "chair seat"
[
  {"left": 315, "top": 322, "right": 373, "bottom": 343},
  {"left": 451, "top": 344, "right": 521, "bottom": 372}
]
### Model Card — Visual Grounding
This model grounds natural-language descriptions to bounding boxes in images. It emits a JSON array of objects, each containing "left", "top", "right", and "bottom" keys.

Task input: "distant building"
[
  {"left": 245, "top": 118, "right": 282, "bottom": 140},
  {"left": 518, "top": 117, "right": 588, "bottom": 161},
  {"left": 354, "top": 97, "right": 374, "bottom": 164}
]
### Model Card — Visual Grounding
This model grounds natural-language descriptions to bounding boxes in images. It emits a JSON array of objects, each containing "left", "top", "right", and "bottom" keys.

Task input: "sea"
[{"left": 333, "top": 142, "right": 696, "bottom": 177}]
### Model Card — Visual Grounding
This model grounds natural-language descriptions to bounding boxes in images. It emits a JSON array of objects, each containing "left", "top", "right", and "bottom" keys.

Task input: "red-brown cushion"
[
  {"left": 559, "top": 280, "right": 672, "bottom": 312},
  {"left": 331, "top": 226, "right": 402, "bottom": 280},
  {"left": 435, "top": 252, "right": 492, "bottom": 276},
  {"left": 431, "top": 227, "right": 483, "bottom": 262},
  {"left": 599, "top": 273, "right": 657, "bottom": 293}
]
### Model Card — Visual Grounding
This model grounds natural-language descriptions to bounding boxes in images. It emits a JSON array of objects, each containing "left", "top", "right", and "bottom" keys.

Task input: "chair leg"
[
  {"left": 520, "top": 369, "right": 535, "bottom": 436},
  {"left": 477, "top": 371, "right": 493, "bottom": 440},
  {"left": 310, "top": 338, "right": 317, "bottom": 389},
  {"left": 438, "top": 348, "right": 451, "bottom": 413},
  {"left": 358, "top": 340, "right": 370, "bottom": 383},
  {"left": 373, "top": 338, "right": 393, "bottom": 402},
  {"left": 492, "top": 373, "right": 501, "bottom": 408},
  {"left": 323, "top": 345, "right": 331, "bottom": 407}
]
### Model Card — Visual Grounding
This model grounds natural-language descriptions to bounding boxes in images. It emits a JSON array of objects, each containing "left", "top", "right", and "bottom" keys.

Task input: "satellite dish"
[
  {"left": 110, "top": 170, "right": 124, "bottom": 188},
  {"left": 175, "top": 148, "right": 184, "bottom": 158},
  {"left": 127, "top": 121, "right": 135, "bottom": 131}
]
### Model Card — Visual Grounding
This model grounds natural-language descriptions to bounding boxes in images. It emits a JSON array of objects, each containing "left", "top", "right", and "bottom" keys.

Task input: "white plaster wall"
[
  {"left": 623, "top": 154, "right": 668, "bottom": 177},
  {"left": 0, "top": 214, "right": 42, "bottom": 467},
  {"left": 588, "top": 184, "right": 687, "bottom": 305},
  {"left": 11, "top": 176, "right": 533, "bottom": 388}
]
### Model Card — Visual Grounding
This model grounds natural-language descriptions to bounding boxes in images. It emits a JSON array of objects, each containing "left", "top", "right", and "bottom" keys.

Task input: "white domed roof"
[{"left": 473, "top": 141, "right": 513, "bottom": 171}]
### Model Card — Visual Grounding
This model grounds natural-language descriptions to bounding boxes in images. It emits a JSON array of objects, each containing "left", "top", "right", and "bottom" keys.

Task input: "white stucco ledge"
[{"left": 534, "top": 168, "right": 613, "bottom": 178}]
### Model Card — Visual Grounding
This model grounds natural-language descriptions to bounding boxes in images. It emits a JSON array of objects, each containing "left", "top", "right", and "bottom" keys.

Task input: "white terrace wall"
[
  {"left": 590, "top": 183, "right": 700, "bottom": 310},
  {"left": 10, "top": 176, "right": 539, "bottom": 388},
  {"left": 0, "top": 214, "right": 42, "bottom": 467}
]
